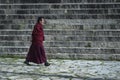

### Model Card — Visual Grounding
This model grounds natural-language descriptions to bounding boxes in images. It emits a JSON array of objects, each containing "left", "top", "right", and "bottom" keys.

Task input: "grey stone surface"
[
  {"left": 0, "top": 0, "right": 120, "bottom": 60},
  {"left": 0, "top": 58, "right": 120, "bottom": 80}
]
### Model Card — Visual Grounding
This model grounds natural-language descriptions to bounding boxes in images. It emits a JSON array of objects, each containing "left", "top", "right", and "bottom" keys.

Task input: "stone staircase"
[{"left": 0, "top": 0, "right": 120, "bottom": 60}]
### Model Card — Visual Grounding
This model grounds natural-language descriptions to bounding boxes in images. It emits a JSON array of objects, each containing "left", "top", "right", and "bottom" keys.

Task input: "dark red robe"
[{"left": 25, "top": 23, "right": 47, "bottom": 64}]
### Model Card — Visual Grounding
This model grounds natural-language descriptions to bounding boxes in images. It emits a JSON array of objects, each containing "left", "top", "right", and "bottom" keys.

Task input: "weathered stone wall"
[{"left": 0, "top": 0, "right": 120, "bottom": 60}]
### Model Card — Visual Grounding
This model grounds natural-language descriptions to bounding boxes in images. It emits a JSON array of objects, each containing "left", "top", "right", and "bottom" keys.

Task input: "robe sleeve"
[
  {"left": 32, "top": 23, "right": 45, "bottom": 42},
  {"left": 36, "top": 26, "right": 45, "bottom": 41}
]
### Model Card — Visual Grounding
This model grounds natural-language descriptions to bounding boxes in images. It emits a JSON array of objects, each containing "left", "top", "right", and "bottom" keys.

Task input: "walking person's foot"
[
  {"left": 24, "top": 61, "right": 31, "bottom": 66},
  {"left": 44, "top": 62, "right": 50, "bottom": 66}
]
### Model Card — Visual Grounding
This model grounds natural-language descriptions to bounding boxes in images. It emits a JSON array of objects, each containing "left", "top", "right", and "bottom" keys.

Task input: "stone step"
[
  {"left": 0, "top": 47, "right": 120, "bottom": 54},
  {"left": 0, "top": 35, "right": 120, "bottom": 41},
  {"left": 1, "top": 8, "right": 120, "bottom": 11},
  {"left": 62, "top": 0, "right": 120, "bottom": 3},
  {"left": 47, "top": 53, "right": 120, "bottom": 60},
  {"left": 44, "top": 41, "right": 120, "bottom": 48},
  {"left": 0, "top": 30, "right": 31, "bottom": 35},
  {"left": 0, "top": 3, "right": 120, "bottom": 9},
  {"left": 0, "top": 24, "right": 33, "bottom": 30},
  {"left": 1, "top": 9, "right": 120, "bottom": 14},
  {"left": 0, "top": 14, "right": 120, "bottom": 19},
  {"left": 0, "top": 19, "right": 118, "bottom": 25},
  {"left": 46, "top": 30, "right": 120, "bottom": 37},
  {"left": 0, "top": 0, "right": 119, "bottom": 3},
  {"left": 0, "top": 30, "right": 48, "bottom": 33},
  {"left": 0, "top": 41, "right": 120, "bottom": 48},
  {"left": 0, "top": 52, "right": 119, "bottom": 60},
  {"left": 0, "top": 35, "right": 31, "bottom": 41},
  {"left": 45, "top": 36, "right": 120, "bottom": 41},
  {"left": 0, "top": 41, "right": 31, "bottom": 46},
  {"left": 47, "top": 19, "right": 118, "bottom": 25},
  {"left": 1, "top": 30, "right": 120, "bottom": 37},
  {"left": 1, "top": 24, "right": 120, "bottom": 30}
]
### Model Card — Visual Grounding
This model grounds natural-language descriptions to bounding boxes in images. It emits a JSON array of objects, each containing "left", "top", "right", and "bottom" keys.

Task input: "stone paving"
[{"left": 0, "top": 58, "right": 120, "bottom": 80}]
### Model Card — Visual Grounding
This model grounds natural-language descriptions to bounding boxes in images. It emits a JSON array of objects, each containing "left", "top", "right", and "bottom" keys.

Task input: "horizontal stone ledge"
[
  {"left": 0, "top": 52, "right": 26, "bottom": 55},
  {"left": 1, "top": 35, "right": 120, "bottom": 38},
  {"left": 47, "top": 53, "right": 120, "bottom": 60},
  {"left": 1, "top": 41, "right": 120, "bottom": 48},
  {"left": 2, "top": 8, "right": 118, "bottom": 10},
  {"left": 1, "top": 41, "right": 120, "bottom": 43},
  {"left": 0, "top": 3, "right": 120, "bottom": 5},
  {"left": 45, "top": 48, "right": 120, "bottom": 54},
  {"left": 0, "top": 46, "right": 120, "bottom": 49},
  {"left": 6, "top": 13, "right": 118, "bottom": 15},
  {"left": 1, "top": 8, "right": 120, "bottom": 11},
  {"left": 1, "top": 34, "right": 120, "bottom": 37},
  {"left": 1, "top": 40, "right": 120, "bottom": 42},
  {"left": 1, "top": 28, "right": 120, "bottom": 31},
  {"left": 0, "top": 18, "right": 119, "bottom": 21},
  {"left": 1, "top": 27, "right": 120, "bottom": 30},
  {"left": 1, "top": 12, "right": 118, "bottom": 15},
  {"left": 0, "top": 32, "right": 31, "bottom": 35},
  {"left": 0, "top": 35, "right": 30, "bottom": 36},
  {"left": 0, "top": 14, "right": 120, "bottom": 16},
  {"left": 0, "top": 30, "right": 32, "bottom": 31},
  {"left": 0, "top": 23, "right": 119, "bottom": 29},
  {"left": 1, "top": 36, "right": 120, "bottom": 41},
  {"left": 0, "top": 15, "right": 119, "bottom": 19},
  {"left": 44, "top": 42, "right": 120, "bottom": 48},
  {"left": 0, "top": 43, "right": 120, "bottom": 48},
  {"left": 0, "top": 46, "right": 29, "bottom": 48},
  {"left": 1, "top": 42, "right": 120, "bottom": 48},
  {"left": 0, "top": 7, "right": 120, "bottom": 10},
  {"left": 1, "top": 25, "right": 120, "bottom": 30},
  {"left": 0, "top": 7, "right": 119, "bottom": 11},
  {"left": 0, "top": 50, "right": 120, "bottom": 55},
  {"left": 1, "top": 30, "right": 120, "bottom": 36},
  {"left": 44, "top": 36, "right": 120, "bottom": 41},
  {"left": 0, "top": 53, "right": 119, "bottom": 60},
  {"left": 0, "top": 43, "right": 30, "bottom": 47},
  {"left": 46, "top": 47, "right": 120, "bottom": 49},
  {"left": 45, "top": 31, "right": 120, "bottom": 36},
  {"left": 0, "top": 19, "right": 118, "bottom": 24},
  {"left": 0, "top": 23, "right": 116, "bottom": 26},
  {"left": 1, "top": 35, "right": 120, "bottom": 37},
  {"left": 1, "top": 29, "right": 120, "bottom": 31},
  {"left": 1, "top": 14, "right": 120, "bottom": 16},
  {"left": 1, "top": 9, "right": 119, "bottom": 14}
]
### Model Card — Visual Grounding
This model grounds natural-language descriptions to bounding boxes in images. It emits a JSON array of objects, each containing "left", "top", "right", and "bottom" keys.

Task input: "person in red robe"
[{"left": 24, "top": 17, "right": 50, "bottom": 66}]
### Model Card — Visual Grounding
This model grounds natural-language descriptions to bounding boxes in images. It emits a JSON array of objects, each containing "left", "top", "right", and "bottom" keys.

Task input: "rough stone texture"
[
  {"left": 0, "top": 58, "right": 120, "bottom": 80},
  {"left": 0, "top": 0, "right": 120, "bottom": 60}
]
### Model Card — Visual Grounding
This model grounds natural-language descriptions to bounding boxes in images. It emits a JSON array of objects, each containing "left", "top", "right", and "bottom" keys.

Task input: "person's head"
[{"left": 37, "top": 17, "right": 45, "bottom": 25}]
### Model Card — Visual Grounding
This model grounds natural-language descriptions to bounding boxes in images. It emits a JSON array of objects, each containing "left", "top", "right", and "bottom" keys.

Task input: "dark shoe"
[
  {"left": 44, "top": 62, "right": 50, "bottom": 66},
  {"left": 24, "top": 61, "right": 31, "bottom": 66}
]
